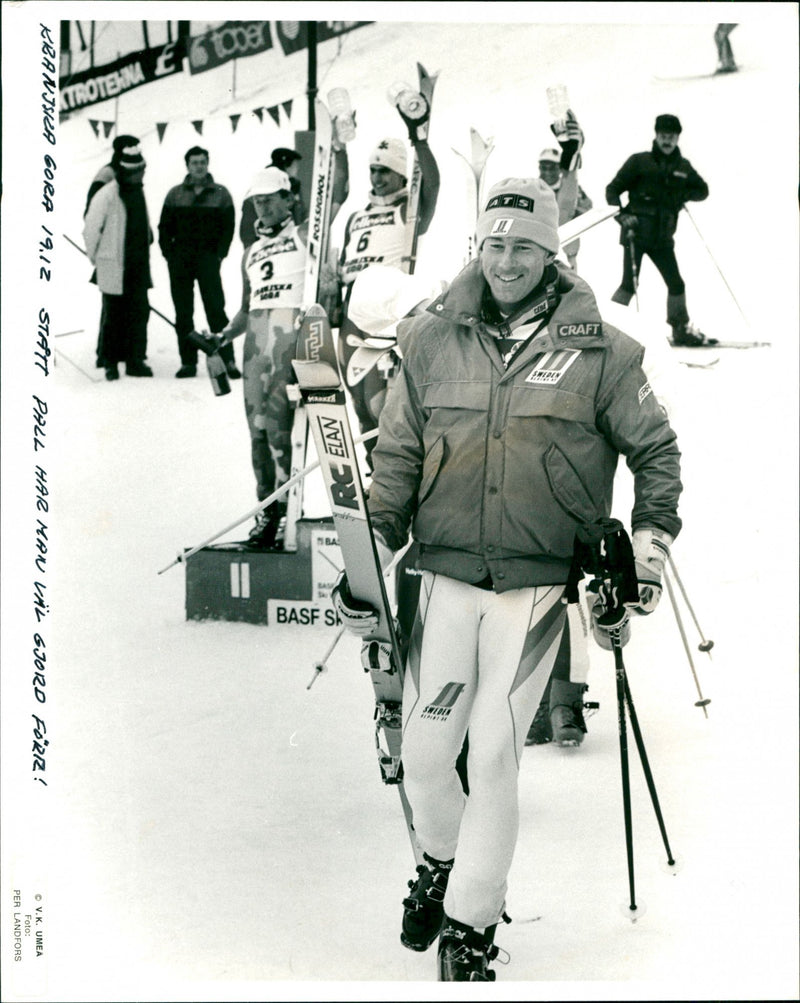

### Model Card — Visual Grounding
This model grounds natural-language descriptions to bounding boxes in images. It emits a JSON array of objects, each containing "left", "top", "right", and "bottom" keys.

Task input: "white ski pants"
[{"left": 401, "top": 572, "right": 570, "bottom": 930}]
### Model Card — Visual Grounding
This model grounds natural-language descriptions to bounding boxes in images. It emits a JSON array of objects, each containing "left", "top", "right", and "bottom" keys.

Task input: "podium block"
[{"left": 184, "top": 518, "right": 342, "bottom": 627}]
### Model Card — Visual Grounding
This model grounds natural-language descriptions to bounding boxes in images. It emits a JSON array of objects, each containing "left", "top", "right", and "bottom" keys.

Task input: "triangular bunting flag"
[
  {"left": 282, "top": 100, "right": 293, "bottom": 119},
  {"left": 253, "top": 108, "right": 264, "bottom": 123},
  {"left": 103, "top": 121, "right": 114, "bottom": 138},
  {"left": 157, "top": 122, "right": 168, "bottom": 143},
  {"left": 267, "top": 105, "right": 281, "bottom": 127},
  {"left": 230, "top": 114, "right": 241, "bottom": 133},
  {"left": 89, "top": 120, "right": 100, "bottom": 138},
  {"left": 192, "top": 120, "right": 204, "bottom": 135}
]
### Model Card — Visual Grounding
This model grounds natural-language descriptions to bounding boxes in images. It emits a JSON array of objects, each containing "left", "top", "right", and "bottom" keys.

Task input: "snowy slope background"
[{"left": 2, "top": 4, "right": 798, "bottom": 1001}]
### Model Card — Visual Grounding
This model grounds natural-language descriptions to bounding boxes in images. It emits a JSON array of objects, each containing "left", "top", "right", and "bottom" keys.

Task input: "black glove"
[
  {"left": 399, "top": 97, "right": 430, "bottom": 143},
  {"left": 618, "top": 213, "right": 639, "bottom": 238},
  {"left": 331, "top": 572, "right": 379, "bottom": 636},
  {"left": 550, "top": 109, "right": 584, "bottom": 171},
  {"left": 590, "top": 597, "right": 631, "bottom": 650}
]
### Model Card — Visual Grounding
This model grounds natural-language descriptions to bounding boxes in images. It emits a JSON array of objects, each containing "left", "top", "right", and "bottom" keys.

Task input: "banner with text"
[
  {"left": 275, "top": 20, "right": 372, "bottom": 56},
  {"left": 59, "top": 40, "right": 183, "bottom": 113},
  {"left": 188, "top": 21, "right": 273, "bottom": 75}
]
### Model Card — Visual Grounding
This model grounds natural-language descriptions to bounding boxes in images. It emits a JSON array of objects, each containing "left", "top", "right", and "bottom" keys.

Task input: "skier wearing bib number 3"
[
  {"left": 337, "top": 104, "right": 440, "bottom": 471},
  {"left": 210, "top": 166, "right": 342, "bottom": 550},
  {"left": 332, "top": 177, "right": 683, "bottom": 980}
]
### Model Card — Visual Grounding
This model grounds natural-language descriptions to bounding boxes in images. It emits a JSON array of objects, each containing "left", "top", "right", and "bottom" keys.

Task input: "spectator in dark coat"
[
  {"left": 239, "top": 147, "right": 306, "bottom": 249},
  {"left": 158, "top": 146, "right": 239, "bottom": 379},
  {"left": 605, "top": 114, "right": 711, "bottom": 346}
]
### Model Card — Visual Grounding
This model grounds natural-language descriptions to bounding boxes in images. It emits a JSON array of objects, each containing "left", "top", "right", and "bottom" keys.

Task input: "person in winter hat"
[
  {"left": 159, "top": 146, "right": 239, "bottom": 379},
  {"left": 605, "top": 114, "right": 713, "bottom": 346},
  {"left": 84, "top": 134, "right": 142, "bottom": 368},
  {"left": 336, "top": 112, "right": 440, "bottom": 472},
  {"left": 239, "top": 146, "right": 313, "bottom": 246},
  {"left": 212, "top": 166, "right": 341, "bottom": 550},
  {"left": 332, "top": 175, "right": 683, "bottom": 980},
  {"left": 83, "top": 140, "right": 154, "bottom": 380}
]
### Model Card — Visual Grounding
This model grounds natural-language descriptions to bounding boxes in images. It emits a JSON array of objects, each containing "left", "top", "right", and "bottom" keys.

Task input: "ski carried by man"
[
  {"left": 453, "top": 127, "right": 495, "bottom": 263},
  {"left": 284, "top": 92, "right": 352, "bottom": 549},
  {"left": 293, "top": 304, "right": 421, "bottom": 863}
]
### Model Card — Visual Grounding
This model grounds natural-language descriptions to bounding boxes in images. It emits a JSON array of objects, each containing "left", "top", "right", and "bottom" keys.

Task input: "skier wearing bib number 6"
[
  {"left": 332, "top": 177, "right": 683, "bottom": 980},
  {"left": 336, "top": 99, "right": 440, "bottom": 471}
]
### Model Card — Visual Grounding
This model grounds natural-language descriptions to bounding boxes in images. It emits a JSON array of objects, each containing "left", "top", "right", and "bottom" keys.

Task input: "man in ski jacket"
[
  {"left": 158, "top": 146, "right": 239, "bottom": 379},
  {"left": 336, "top": 118, "right": 440, "bottom": 471},
  {"left": 605, "top": 113, "right": 711, "bottom": 346},
  {"left": 333, "top": 177, "right": 682, "bottom": 980},
  {"left": 83, "top": 140, "right": 154, "bottom": 381}
]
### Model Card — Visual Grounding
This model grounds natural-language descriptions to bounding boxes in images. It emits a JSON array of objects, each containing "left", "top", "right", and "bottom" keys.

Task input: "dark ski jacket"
[
  {"left": 605, "top": 142, "right": 708, "bottom": 248},
  {"left": 158, "top": 173, "right": 235, "bottom": 260},
  {"left": 368, "top": 261, "right": 682, "bottom": 591}
]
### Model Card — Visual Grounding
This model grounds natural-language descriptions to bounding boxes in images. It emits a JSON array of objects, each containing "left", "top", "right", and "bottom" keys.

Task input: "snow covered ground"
[{"left": 2, "top": 4, "right": 798, "bottom": 1000}]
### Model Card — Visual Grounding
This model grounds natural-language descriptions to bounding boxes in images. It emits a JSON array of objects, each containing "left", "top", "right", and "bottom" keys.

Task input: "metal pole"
[
  {"left": 684, "top": 206, "right": 749, "bottom": 326},
  {"left": 157, "top": 428, "right": 379, "bottom": 575},
  {"left": 663, "top": 572, "right": 711, "bottom": 715},
  {"left": 613, "top": 637, "right": 638, "bottom": 913},
  {"left": 623, "top": 673, "right": 676, "bottom": 866},
  {"left": 307, "top": 22, "right": 318, "bottom": 130},
  {"left": 63, "top": 233, "right": 177, "bottom": 329},
  {"left": 667, "top": 555, "right": 714, "bottom": 653}
]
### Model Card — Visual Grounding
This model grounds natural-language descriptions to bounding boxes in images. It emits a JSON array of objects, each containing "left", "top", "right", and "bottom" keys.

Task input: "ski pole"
[
  {"left": 663, "top": 571, "right": 711, "bottom": 716},
  {"left": 63, "top": 233, "right": 177, "bottom": 329},
  {"left": 54, "top": 348, "right": 102, "bottom": 383},
  {"left": 307, "top": 626, "right": 346, "bottom": 689},
  {"left": 612, "top": 629, "right": 638, "bottom": 913},
  {"left": 157, "top": 427, "right": 379, "bottom": 574},
  {"left": 683, "top": 207, "right": 749, "bottom": 327},
  {"left": 667, "top": 556, "right": 714, "bottom": 654},
  {"left": 622, "top": 671, "right": 676, "bottom": 868}
]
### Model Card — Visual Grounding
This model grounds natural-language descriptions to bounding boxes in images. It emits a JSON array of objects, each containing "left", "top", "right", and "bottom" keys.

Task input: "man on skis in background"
[
  {"left": 605, "top": 113, "right": 713, "bottom": 346},
  {"left": 333, "top": 177, "right": 683, "bottom": 980}
]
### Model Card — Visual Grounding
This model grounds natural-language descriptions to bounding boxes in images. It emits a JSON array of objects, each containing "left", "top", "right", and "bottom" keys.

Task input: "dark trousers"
[
  {"left": 102, "top": 286, "right": 149, "bottom": 365},
  {"left": 619, "top": 241, "right": 686, "bottom": 297},
  {"left": 167, "top": 251, "right": 230, "bottom": 366}
]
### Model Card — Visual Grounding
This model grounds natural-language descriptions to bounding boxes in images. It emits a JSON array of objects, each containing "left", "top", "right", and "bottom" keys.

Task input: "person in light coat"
[{"left": 83, "top": 140, "right": 153, "bottom": 380}]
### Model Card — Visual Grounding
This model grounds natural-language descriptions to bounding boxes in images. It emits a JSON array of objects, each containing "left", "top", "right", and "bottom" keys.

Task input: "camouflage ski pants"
[{"left": 242, "top": 307, "right": 298, "bottom": 501}]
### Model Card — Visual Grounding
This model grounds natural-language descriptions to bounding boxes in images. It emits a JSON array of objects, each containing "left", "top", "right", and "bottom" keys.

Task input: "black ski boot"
[
  {"left": 525, "top": 676, "right": 553, "bottom": 746},
  {"left": 437, "top": 915, "right": 507, "bottom": 981},
  {"left": 525, "top": 696, "right": 552, "bottom": 745},
  {"left": 671, "top": 321, "right": 717, "bottom": 347},
  {"left": 550, "top": 679, "right": 589, "bottom": 747},
  {"left": 401, "top": 853, "right": 453, "bottom": 951},
  {"left": 246, "top": 501, "right": 286, "bottom": 551}
]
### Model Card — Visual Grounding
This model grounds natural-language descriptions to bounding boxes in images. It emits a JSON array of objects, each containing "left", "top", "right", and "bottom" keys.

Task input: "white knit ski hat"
[
  {"left": 476, "top": 177, "right": 560, "bottom": 254},
  {"left": 369, "top": 138, "right": 408, "bottom": 179},
  {"left": 538, "top": 148, "right": 561, "bottom": 164},
  {"left": 246, "top": 166, "right": 291, "bottom": 197},
  {"left": 348, "top": 264, "right": 447, "bottom": 338}
]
